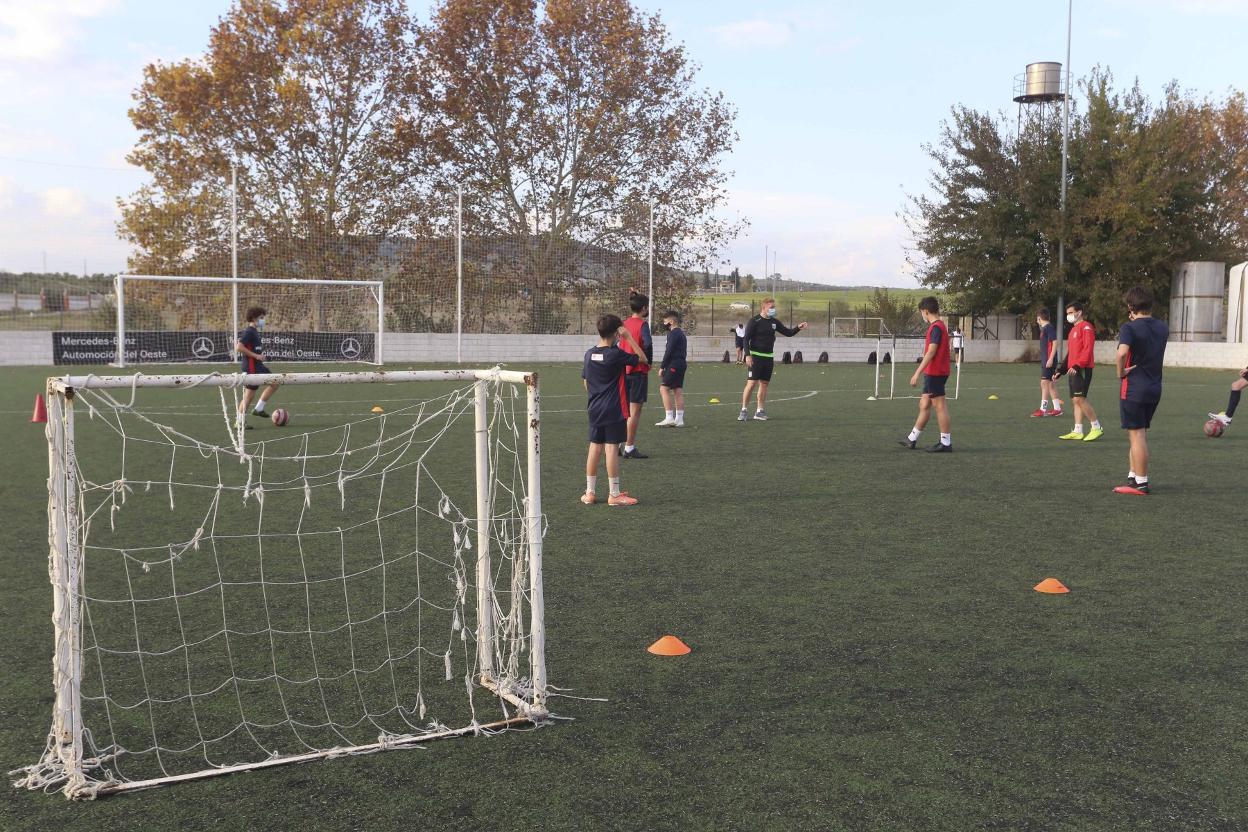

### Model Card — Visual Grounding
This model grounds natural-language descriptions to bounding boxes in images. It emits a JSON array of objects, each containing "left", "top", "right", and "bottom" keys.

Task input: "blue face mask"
[
  {"left": 257, "top": 318, "right": 266, "bottom": 330},
  {"left": 766, "top": 307, "right": 777, "bottom": 318}
]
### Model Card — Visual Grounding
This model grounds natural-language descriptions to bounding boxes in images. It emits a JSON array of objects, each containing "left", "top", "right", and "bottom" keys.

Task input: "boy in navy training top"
[
  {"left": 1031, "top": 308, "right": 1064, "bottom": 418},
  {"left": 899, "top": 296, "right": 954, "bottom": 452},
  {"left": 235, "top": 305, "right": 280, "bottom": 430},
  {"left": 581, "top": 314, "right": 644, "bottom": 506},
  {"left": 655, "top": 310, "right": 688, "bottom": 427},
  {"left": 1114, "top": 286, "right": 1168, "bottom": 496}
]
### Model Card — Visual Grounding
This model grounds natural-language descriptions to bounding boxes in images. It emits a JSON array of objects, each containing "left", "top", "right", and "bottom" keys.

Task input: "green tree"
[{"left": 906, "top": 70, "right": 1246, "bottom": 330}]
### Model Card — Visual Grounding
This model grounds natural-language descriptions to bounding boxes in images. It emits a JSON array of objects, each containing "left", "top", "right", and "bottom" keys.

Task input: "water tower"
[{"left": 1013, "top": 61, "right": 1067, "bottom": 132}]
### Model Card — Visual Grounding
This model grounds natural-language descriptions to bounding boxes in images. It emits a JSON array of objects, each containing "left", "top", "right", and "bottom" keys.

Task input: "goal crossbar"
[{"left": 51, "top": 368, "right": 535, "bottom": 393}]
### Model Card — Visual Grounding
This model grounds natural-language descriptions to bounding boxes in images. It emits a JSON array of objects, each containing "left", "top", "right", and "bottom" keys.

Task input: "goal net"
[
  {"left": 103, "top": 275, "right": 384, "bottom": 367},
  {"left": 13, "top": 369, "right": 546, "bottom": 799},
  {"left": 822, "top": 319, "right": 963, "bottom": 400}
]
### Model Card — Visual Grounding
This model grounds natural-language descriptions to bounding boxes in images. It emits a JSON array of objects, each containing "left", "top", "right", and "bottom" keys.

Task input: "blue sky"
[{"left": 1, "top": 0, "right": 1245, "bottom": 285}]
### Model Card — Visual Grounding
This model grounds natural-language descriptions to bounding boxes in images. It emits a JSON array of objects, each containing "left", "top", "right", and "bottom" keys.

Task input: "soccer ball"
[
  {"left": 271, "top": 408, "right": 290, "bottom": 427},
  {"left": 1203, "top": 418, "right": 1224, "bottom": 438}
]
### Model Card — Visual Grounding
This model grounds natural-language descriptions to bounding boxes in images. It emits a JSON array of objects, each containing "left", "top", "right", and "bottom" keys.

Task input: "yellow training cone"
[
  {"left": 647, "top": 635, "right": 691, "bottom": 656},
  {"left": 371, "top": 405, "right": 384, "bottom": 413},
  {"left": 988, "top": 394, "right": 999, "bottom": 400},
  {"left": 1034, "top": 577, "right": 1070, "bottom": 594},
  {"left": 708, "top": 397, "right": 720, "bottom": 404}
]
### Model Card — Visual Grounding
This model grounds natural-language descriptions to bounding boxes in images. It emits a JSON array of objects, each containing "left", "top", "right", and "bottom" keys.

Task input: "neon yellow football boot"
[
  {"left": 1082, "top": 427, "right": 1104, "bottom": 442},
  {"left": 1058, "top": 430, "right": 1084, "bottom": 440}
]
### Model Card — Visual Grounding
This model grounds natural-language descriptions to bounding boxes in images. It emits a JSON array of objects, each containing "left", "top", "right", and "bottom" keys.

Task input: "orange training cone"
[
  {"left": 647, "top": 635, "right": 691, "bottom": 656},
  {"left": 31, "top": 393, "right": 47, "bottom": 424},
  {"left": 1034, "top": 577, "right": 1070, "bottom": 594}
]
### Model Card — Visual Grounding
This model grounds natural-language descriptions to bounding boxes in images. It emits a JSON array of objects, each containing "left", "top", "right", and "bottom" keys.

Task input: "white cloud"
[
  {"left": 720, "top": 190, "right": 917, "bottom": 288},
  {"left": 712, "top": 19, "right": 794, "bottom": 50},
  {"left": 0, "top": 0, "right": 120, "bottom": 62},
  {"left": 42, "top": 186, "right": 89, "bottom": 217}
]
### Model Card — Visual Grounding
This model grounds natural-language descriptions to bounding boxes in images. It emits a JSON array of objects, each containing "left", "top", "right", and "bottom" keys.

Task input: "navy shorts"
[
  {"left": 625, "top": 373, "right": 648, "bottom": 404},
  {"left": 1068, "top": 367, "right": 1093, "bottom": 398},
  {"left": 748, "top": 356, "right": 775, "bottom": 382},
  {"left": 1120, "top": 399, "right": 1159, "bottom": 430},
  {"left": 1041, "top": 364, "right": 1055, "bottom": 380},
  {"left": 589, "top": 420, "right": 627, "bottom": 445},
  {"left": 660, "top": 365, "right": 686, "bottom": 389},
  {"left": 242, "top": 361, "right": 271, "bottom": 391},
  {"left": 922, "top": 374, "right": 948, "bottom": 398},
  {"left": 734, "top": 335, "right": 744, "bottom": 348}
]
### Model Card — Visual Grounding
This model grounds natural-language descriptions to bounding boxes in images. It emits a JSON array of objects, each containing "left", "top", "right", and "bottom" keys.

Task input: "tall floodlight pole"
[
  {"left": 647, "top": 201, "right": 654, "bottom": 327},
  {"left": 1056, "top": 0, "right": 1073, "bottom": 371},
  {"left": 231, "top": 164, "right": 239, "bottom": 362},
  {"left": 456, "top": 185, "right": 463, "bottom": 363}
]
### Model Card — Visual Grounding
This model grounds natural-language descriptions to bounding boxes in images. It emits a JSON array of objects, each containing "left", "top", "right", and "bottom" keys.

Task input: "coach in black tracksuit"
[{"left": 738, "top": 298, "right": 807, "bottom": 421}]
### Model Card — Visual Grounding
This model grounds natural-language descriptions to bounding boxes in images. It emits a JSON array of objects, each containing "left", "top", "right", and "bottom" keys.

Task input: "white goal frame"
[
  {"left": 26, "top": 368, "right": 544, "bottom": 798},
  {"left": 112, "top": 274, "right": 386, "bottom": 367}
]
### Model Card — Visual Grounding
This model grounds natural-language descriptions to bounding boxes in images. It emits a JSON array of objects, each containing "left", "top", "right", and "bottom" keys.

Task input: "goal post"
[
  {"left": 14, "top": 368, "right": 545, "bottom": 799},
  {"left": 108, "top": 275, "right": 385, "bottom": 368},
  {"left": 823, "top": 318, "right": 964, "bottom": 400}
]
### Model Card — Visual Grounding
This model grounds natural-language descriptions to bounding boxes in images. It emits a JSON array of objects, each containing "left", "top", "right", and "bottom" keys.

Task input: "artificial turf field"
[{"left": 2, "top": 359, "right": 1247, "bottom": 832}]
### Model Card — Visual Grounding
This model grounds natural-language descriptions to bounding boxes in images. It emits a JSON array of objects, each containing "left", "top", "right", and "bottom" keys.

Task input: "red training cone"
[
  {"left": 647, "top": 635, "right": 691, "bottom": 656},
  {"left": 31, "top": 394, "right": 47, "bottom": 424},
  {"left": 1034, "top": 577, "right": 1070, "bottom": 594}
]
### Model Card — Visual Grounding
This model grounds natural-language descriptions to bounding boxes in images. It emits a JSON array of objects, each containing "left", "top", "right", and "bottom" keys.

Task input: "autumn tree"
[
  {"left": 417, "top": 0, "right": 739, "bottom": 333},
  {"left": 120, "top": 0, "right": 427, "bottom": 295}
]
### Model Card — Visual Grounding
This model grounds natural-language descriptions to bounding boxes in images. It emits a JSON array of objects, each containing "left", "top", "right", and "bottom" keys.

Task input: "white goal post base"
[{"left": 14, "top": 368, "right": 547, "bottom": 800}]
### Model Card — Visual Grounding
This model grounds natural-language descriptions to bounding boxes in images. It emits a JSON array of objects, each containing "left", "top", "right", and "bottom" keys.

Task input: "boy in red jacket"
[{"left": 1053, "top": 301, "right": 1103, "bottom": 442}]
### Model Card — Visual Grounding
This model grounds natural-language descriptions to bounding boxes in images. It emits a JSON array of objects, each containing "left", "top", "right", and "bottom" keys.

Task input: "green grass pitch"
[{"left": 2, "top": 359, "right": 1247, "bottom": 831}]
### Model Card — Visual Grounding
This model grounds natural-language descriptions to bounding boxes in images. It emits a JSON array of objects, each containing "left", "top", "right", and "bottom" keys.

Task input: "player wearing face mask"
[
  {"left": 234, "top": 305, "right": 280, "bottom": 431},
  {"left": 738, "top": 298, "right": 808, "bottom": 421},
  {"left": 1052, "top": 301, "right": 1103, "bottom": 442}
]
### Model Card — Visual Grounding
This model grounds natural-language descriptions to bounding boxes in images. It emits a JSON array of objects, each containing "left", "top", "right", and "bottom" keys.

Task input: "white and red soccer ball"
[{"left": 271, "top": 408, "right": 290, "bottom": 427}]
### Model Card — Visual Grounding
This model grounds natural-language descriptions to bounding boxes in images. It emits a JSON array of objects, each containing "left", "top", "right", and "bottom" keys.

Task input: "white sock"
[
  {"left": 1092, "top": 420, "right": 1101, "bottom": 430},
  {"left": 1128, "top": 470, "right": 1138, "bottom": 480},
  {"left": 253, "top": 401, "right": 266, "bottom": 413},
  {"left": 624, "top": 444, "right": 635, "bottom": 453},
  {"left": 1074, "top": 424, "right": 1084, "bottom": 434},
  {"left": 940, "top": 433, "right": 951, "bottom": 446},
  {"left": 908, "top": 428, "right": 921, "bottom": 442},
  {"left": 586, "top": 475, "right": 597, "bottom": 495},
  {"left": 1135, "top": 475, "right": 1148, "bottom": 484},
  {"left": 1041, "top": 400, "right": 1049, "bottom": 410},
  {"left": 675, "top": 410, "right": 684, "bottom": 421},
  {"left": 666, "top": 410, "right": 675, "bottom": 420},
  {"left": 608, "top": 477, "right": 621, "bottom": 497}
]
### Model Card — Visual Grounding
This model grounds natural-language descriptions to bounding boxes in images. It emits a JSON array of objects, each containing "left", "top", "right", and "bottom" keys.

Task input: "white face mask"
[
  {"left": 1066, "top": 314, "right": 1076, "bottom": 325},
  {"left": 257, "top": 317, "right": 267, "bottom": 330}
]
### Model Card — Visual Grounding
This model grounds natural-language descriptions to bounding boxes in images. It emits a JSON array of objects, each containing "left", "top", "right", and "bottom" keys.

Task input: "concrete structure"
[
  {"left": 1228, "top": 262, "right": 1248, "bottom": 344},
  {"left": 1170, "top": 261, "right": 1225, "bottom": 341}
]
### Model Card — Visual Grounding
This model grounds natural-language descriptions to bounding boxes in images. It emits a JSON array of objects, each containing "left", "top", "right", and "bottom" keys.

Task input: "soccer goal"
[
  {"left": 107, "top": 275, "right": 384, "bottom": 367},
  {"left": 13, "top": 368, "right": 546, "bottom": 799},
  {"left": 824, "top": 318, "right": 963, "bottom": 400}
]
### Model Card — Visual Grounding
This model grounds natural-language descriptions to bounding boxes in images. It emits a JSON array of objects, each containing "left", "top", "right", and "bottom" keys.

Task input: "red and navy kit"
[
  {"left": 924, "top": 319, "right": 951, "bottom": 377},
  {"left": 620, "top": 317, "right": 652, "bottom": 373},
  {"left": 1039, "top": 322, "right": 1056, "bottom": 378},
  {"left": 582, "top": 345, "right": 639, "bottom": 443},
  {"left": 1118, "top": 316, "right": 1168, "bottom": 429},
  {"left": 1067, "top": 320, "right": 1096, "bottom": 368},
  {"left": 238, "top": 326, "right": 271, "bottom": 390}
]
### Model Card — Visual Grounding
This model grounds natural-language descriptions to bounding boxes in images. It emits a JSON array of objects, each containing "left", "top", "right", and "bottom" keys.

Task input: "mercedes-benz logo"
[
  {"left": 191, "top": 336, "right": 215, "bottom": 359},
  {"left": 340, "top": 337, "right": 362, "bottom": 359}
]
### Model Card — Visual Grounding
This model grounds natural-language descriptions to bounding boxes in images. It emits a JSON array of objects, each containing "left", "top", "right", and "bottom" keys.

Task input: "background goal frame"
[{"left": 111, "top": 274, "right": 386, "bottom": 367}]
